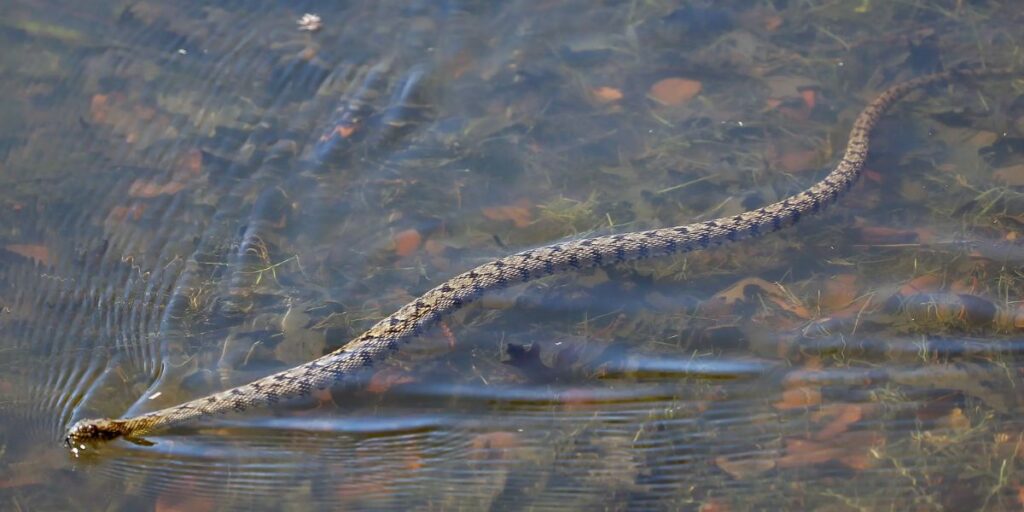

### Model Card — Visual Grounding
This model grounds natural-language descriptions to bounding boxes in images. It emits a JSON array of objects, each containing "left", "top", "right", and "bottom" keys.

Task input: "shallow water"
[{"left": 1, "top": 1, "right": 1023, "bottom": 510}]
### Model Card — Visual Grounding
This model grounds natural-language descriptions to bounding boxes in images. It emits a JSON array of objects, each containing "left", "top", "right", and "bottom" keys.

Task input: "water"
[{"left": 1, "top": 1, "right": 1022, "bottom": 509}]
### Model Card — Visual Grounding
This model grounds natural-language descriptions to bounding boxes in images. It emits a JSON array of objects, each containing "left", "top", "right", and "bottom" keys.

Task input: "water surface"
[{"left": 1, "top": 1, "right": 1023, "bottom": 509}]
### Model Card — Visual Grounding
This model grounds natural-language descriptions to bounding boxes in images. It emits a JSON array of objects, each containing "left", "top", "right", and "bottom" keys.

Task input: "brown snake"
[{"left": 66, "top": 66, "right": 1013, "bottom": 448}]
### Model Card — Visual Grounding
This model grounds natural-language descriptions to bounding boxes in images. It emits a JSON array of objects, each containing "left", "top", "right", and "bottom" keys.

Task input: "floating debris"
[{"left": 297, "top": 13, "right": 322, "bottom": 32}]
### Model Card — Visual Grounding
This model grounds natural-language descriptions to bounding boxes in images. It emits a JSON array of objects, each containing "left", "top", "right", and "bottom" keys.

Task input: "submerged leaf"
[{"left": 649, "top": 78, "right": 702, "bottom": 105}]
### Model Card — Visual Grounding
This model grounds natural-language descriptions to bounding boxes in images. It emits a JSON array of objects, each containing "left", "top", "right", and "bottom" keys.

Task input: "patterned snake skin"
[{"left": 66, "top": 66, "right": 1012, "bottom": 447}]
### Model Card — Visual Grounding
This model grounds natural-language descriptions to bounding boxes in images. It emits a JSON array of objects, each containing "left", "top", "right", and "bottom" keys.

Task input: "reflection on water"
[{"left": 1, "top": 0, "right": 1022, "bottom": 509}]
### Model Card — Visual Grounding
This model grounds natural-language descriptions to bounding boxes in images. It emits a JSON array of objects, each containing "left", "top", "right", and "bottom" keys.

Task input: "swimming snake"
[{"left": 65, "top": 65, "right": 1014, "bottom": 448}]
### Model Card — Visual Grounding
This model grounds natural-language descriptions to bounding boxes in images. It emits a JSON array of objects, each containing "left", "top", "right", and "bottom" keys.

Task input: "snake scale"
[{"left": 66, "top": 65, "right": 1013, "bottom": 447}]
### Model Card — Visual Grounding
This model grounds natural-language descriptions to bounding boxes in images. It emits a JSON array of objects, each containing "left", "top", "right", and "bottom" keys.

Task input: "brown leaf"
[
  {"left": 776, "top": 149, "right": 820, "bottom": 172},
  {"left": 762, "top": 14, "right": 783, "bottom": 32},
  {"left": 775, "top": 438, "right": 840, "bottom": 468},
  {"left": 777, "top": 431, "right": 882, "bottom": 470},
  {"left": 714, "top": 455, "right": 776, "bottom": 479},
  {"left": 392, "top": 228, "right": 423, "bottom": 257},
  {"left": 813, "top": 403, "right": 864, "bottom": 440},
  {"left": 5, "top": 244, "right": 51, "bottom": 266},
  {"left": 366, "top": 368, "right": 416, "bottom": 394},
  {"left": 482, "top": 199, "right": 533, "bottom": 228},
  {"left": 799, "top": 87, "right": 817, "bottom": 109},
  {"left": 128, "top": 179, "right": 188, "bottom": 198},
  {"left": 898, "top": 273, "right": 942, "bottom": 297},
  {"left": 993, "top": 164, "right": 1024, "bottom": 186},
  {"left": 707, "top": 277, "right": 810, "bottom": 320},
  {"left": 591, "top": 86, "right": 624, "bottom": 103},
  {"left": 773, "top": 385, "right": 821, "bottom": 411},
  {"left": 90, "top": 94, "right": 110, "bottom": 123},
  {"left": 107, "top": 203, "right": 147, "bottom": 224},
  {"left": 470, "top": 431, "right": 521, "bottom": 460},
  {"left": 649, "top": 78, "right": 702, "bottom": 105},
  {"left": 855, "top": 224, "right": 920, "bottom": 244},
  {"left": 820, "top": 274, "right": 859, "bottom": 311}
]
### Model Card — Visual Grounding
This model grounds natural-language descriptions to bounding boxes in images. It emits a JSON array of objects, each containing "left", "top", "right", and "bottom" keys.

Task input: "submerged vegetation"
[{"left": 0, "top": 0, "right": 1022, "bottom": 509}]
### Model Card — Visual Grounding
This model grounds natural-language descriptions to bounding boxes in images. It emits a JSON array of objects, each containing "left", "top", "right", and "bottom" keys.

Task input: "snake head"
[{"left": 65, "top": 418, "right": 128, "bottom": 449}]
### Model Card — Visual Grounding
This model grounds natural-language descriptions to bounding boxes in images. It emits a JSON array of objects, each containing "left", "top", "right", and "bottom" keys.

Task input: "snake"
[{"left": 65, "top": 65, "right": 1013, "bottom": 448}]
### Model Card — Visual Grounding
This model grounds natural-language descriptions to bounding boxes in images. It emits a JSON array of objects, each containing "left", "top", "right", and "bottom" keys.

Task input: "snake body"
[{"left": 66, "top": 66, "right": 1009, "bottom": 447}]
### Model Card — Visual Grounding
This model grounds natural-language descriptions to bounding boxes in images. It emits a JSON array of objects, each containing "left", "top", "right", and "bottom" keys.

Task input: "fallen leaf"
[
  {"left": 993, "top": 164, "right": 1024, "bottom": 186},
  {"left": 1014, "top": 303, "right": 1024, "bottom": 329},
  {"left": 798, "top": 86, "right": 818, "bottom": 110},
  {"left": 179, "top": 148, "right": 203, "bottom": 176},
  {"left": 366, "top": 368, "right": 416, "bottom": 394},
  {"left": 482, "top": 199, "right": 533, "bottom": 228},
  {"left": 968, "top": 130, "right": 999, "bottom": 148},
  {"left": 898, "top": 273, "right": 942, "bottom": 296},
  {"left": 707, "top": 277, "right": 811, "bottom": 319},
  {"left": 776, "top": 148, "right": 820, "bottom": 172},
  {"left": 90, "top": 94, "right": 110, "bottom": 123},
  {"left": 423, "top": 239, "right": 447, "bottom": 257},
  {"left": 128, "top": 179, "right": 188, "bottom": 198},
  {"left": 591, "top": 86, "right": 624, "bottom": 103},
  {"left": 993, "top": 432, "right": 1024, "bottom": 459},
  {"left": 470, "top": 431, "right": 521, "bottom": 460},
  {"left": 775, "top": 438, "right": 840, "bottom": 468},
  {"left": 940, "top": 407, "right": 971, "bottom": 431},
  {"left": 700, "top": 499, "right": 732, "bottom": 512},
  {"left": 649, "top": 77, "right": 702, "bottom": 105},
  {"left": 863, "top": 169, "right": 884, "bottom": 183},
  {"left": 773, "top": 385, "right": 821, "bottom": 410},
  {"left": 762, "top": 14, "right": 783, "bottom": 32},
  {"left": 714, "top": 455, "right": 776, "bottom": 479},
  {"left": 855, "top": 223, "right": 932, "bottom": 244},
  {"left": 334, "top": 480, "right": 390, "bottom": 504},
  {"left": 813, "top": 403, "right": 863, "bottom": 440},
  {"left": 820, "top": 274, "right": 859, "bottom": 311},
  {"left": 392, "top": 228, "right": 423, "bottom": 257},
  {"left": 107, "top": 203, "right": 147, "bottom": 223},
  {"left": 5, "top": 244, "right": 50, "bottom": 266}
]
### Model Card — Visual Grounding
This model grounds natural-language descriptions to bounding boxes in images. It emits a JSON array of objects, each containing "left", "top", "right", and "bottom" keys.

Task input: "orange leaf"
[
  {"left": 423, "top": 239, "right": 447, "bottom": 257},
  {"left": 714, "top": 455, "right": 775, "bottom": 479},
  {"left": 776, "top": 438, "right": 839, "bottom": 468},
  {"left": 5, "top": 244, "right": 50, "bottom": 266},
  {"left": 470, "top": 431, "right": 521, "bottom": 460},
  {"left": 855, "top": 224, "right": 921, "bottom": 244},
  {"left": 813, "top": 404, "right": 863, "bottom": 440},
  {"left": 128, "top": 179, "right": 188, "bottom": 198},
  {"left": 649, "top": 78, "right": 702, "bottom": 105},
  {"left": 898, "top": 274, "right": 942, "bottom": 297},
  {"left": 591, "top": 86, "right": 624, "bottom": 103},
  {"left": 366, "top": 368, "right": 415, "bottom": 394},
  {"left": 799, "top": 87, "right": 817, "bottom": 109},
  {"left": 762, "top": 14, "right": 783, "bottom": 32},
  {"left": 993, "top": 164, "right": 1024, "bottom": 186},
  {"left": 107, "top": 203, "right": 147, "bottom": 223},
  {"left": 773, "top": 385, "right": 821, "bottom": 410},
  {"left": 820, "top": 274, "right": 859, "bottom": 311},
  {"left": 776, "top": 149, "right": 819, "bottom": 172},
  {"left": 90, "top": 94, "right": 109, "bottom": 123},
  {"left": 482, "top": 200, "right": 533, "bottom": 228},
  {"left": 392, "top": 229, "right": 423, "bottom": 257}
]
